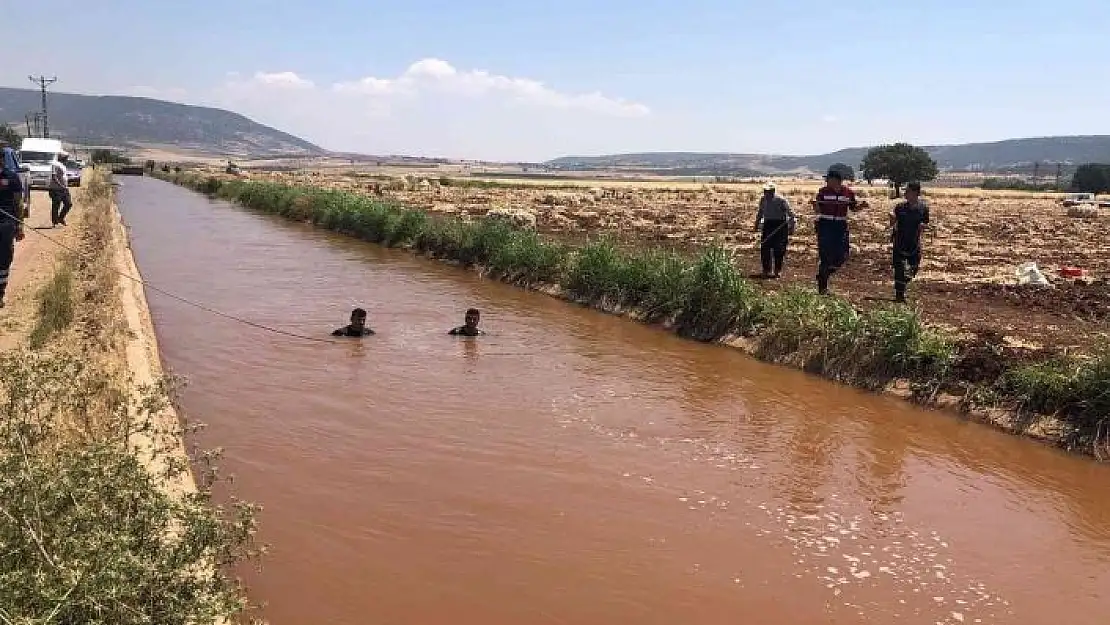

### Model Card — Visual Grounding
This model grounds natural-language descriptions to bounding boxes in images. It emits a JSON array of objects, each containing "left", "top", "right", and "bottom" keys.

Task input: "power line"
[{"left": 27, "top": 75, "right": 57, "bottom": 139}]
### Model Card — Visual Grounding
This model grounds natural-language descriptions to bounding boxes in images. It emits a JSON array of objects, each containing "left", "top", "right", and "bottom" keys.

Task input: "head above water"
[
  {"left": 464, "top": 308, "right": 481, "bottom": 329},
  {"left": 350, "top": 307, "right": 367, "bottom": 328}
]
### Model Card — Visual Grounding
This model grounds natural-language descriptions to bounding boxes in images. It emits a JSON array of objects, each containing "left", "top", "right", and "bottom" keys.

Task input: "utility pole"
[
  {"left": 28, "top": 75, "right": 58, "bottom": 138},
  {"left": 24, "top": 112, "right": 44, "bottom": 138},
  {"left": 1055, "top": 162, "right": 1063, "bottom": 190}
]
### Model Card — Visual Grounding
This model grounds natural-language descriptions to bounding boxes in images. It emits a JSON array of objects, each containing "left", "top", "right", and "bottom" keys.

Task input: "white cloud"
[
  {"left": 821, "top": 114, "right": 839, "bottom": 123},
  {"left": 250, "top": 71, "right": 315, "bottom": 90},
  {"left": 329, "top": 58, "right": 650, "bottom": 118},
  {"left": 123, "top": 58, "right": 653, "bottom": 161}
]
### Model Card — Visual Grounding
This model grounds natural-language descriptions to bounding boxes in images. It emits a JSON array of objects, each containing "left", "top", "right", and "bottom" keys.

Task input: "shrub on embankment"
[
  {"left": 157, "top": 171, "right": 1110, "bottom": 452},
  {"left": 0, "top": 169, "right": 262, "bottom": 622},
  {"left": 0, "top": 352, "right": 261, "bottom": 623}
]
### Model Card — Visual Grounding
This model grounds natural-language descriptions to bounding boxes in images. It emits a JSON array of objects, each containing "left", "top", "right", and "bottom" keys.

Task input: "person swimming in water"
[
  {"left": 448, "top": 308, "right": 484, "bottom": 336},
  {"left": 333, "top": 308, "right": 375, "bottom": 337}
]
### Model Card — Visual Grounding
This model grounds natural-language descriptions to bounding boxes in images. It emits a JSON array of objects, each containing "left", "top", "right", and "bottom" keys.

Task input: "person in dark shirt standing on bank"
[
  {"left": 49, "top": 153, "right": 74, "bottom": 227},
  {"left": 890, "top": 182, "right": 930, "bottom": 303},
  {"left": 0, "top": 168, "right": 26, "bottom": 308},
  {"left": 449, "top": 308, "right": 485, "bottom": 336},
  {"left": 813, "top": 168, "right": 868, "bottom": 295},
  {"left": 333, "top": 308, "right": 375, "bottom": 337},
  {"left": 753, "top": 182, "right": 796, "bottom": 278}
]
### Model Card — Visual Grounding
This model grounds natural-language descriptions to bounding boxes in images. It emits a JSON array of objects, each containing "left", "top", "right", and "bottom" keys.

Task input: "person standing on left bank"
[
  {"left": 0, "top": 167, "right": 26, "bottom": 308},
  {"left": 49, "top": 153, "right": 73, "bottom": 227}
]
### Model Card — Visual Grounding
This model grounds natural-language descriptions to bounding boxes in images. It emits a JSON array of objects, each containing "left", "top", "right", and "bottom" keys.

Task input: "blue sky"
[{"left": 3, "top": 0, "right": 1108, "bottom": 161}]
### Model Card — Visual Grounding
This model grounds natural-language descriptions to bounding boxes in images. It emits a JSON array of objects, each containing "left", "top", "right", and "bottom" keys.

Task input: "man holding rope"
[
  {"left": 753, "top": 182, "right": 796, "bottom": 278},
  {"left": 0, "top": 164, "right": 26, "bottom": 308}
]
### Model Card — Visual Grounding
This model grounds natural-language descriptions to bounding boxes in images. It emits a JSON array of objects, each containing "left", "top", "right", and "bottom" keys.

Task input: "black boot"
[{"left": 817, "top": 270, "right": 829, "bottom": 295}]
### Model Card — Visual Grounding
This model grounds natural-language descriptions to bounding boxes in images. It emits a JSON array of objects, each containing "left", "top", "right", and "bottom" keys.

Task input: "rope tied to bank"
[{"left": 0, "top": 207, "right": 339, "bottom": 344}]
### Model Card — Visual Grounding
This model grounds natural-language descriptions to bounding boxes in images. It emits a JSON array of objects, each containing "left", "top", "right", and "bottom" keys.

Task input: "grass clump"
[
  {"left": 566, "top": 237, "right": 625, "bottom": 303},
  {"left": 0, "top": 350, "right": 261, "bottom": 624},
  {"left": 29, "top": 263, "right": 75, "bottom": 348},
  {"left": 997, "top": 350, "right": 1110, "bottom": 433},
  {"left": 489, "top": 230, "right": 566, "bottom": 284},
  {"left": 675, "top": 246, "right": 763, "bottom": 340}
]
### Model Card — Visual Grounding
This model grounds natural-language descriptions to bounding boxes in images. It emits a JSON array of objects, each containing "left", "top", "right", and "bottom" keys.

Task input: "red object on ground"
[{"left": 1060, "top": 266, "right": 1085, "bottom": 278}]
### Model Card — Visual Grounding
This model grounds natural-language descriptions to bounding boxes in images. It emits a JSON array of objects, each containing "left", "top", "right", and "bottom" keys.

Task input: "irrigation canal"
[{"left": 119, "top": 177, "right": 1110, "bottom": 625}]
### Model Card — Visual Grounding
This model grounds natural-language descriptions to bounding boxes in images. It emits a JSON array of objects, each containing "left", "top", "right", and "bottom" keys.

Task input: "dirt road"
[{"left": 0, "top": 189, "right": 84, "bottom": 351}]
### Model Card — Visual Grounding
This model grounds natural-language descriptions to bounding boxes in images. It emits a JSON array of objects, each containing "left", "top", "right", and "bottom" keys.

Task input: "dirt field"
[{"left": 186, "top": 166, "right": 1109, "bottom": 351}]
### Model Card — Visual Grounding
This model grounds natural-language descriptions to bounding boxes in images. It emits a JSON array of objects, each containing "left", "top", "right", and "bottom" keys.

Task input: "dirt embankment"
[{"left": 0, "top": 174, "right": 193, "bottom": 488}]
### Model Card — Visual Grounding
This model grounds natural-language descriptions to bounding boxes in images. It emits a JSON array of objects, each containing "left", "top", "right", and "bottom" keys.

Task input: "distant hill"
[
  {"left": 548, "top": 136, "right": 1110, "bottom": 175},
  {"left": 0, "top": 87, "right": 323, "bottom": 157}
]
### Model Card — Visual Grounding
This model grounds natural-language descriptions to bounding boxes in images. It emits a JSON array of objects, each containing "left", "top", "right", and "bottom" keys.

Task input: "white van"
[{"left": 19, "top": 138, "right": 66, "bottom": 190}]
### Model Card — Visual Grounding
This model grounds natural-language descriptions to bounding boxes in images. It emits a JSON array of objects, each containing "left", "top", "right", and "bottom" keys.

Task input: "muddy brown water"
[{"left": 118, "top": 178, "right": 1110, "bottom": 625}]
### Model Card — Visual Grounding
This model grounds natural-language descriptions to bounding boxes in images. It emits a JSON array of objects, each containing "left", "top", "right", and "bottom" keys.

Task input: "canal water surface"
[{"left": 119, "top": 178, "right": 1110, "bottom": 624}]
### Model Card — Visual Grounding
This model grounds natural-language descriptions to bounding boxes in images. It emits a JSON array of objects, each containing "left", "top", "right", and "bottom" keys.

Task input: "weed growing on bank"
[
  {"left": 997, "top": 350, "right": 1110, "bottom": 433},
  {"left": 0, "top": 350, "right": 261, "bottom": 624},
  {"left": 29, "top": 264, "right": 75, "bottom": 348},
  {"left": 160, "top": 172, "right": 1110, "bottom": 450}
]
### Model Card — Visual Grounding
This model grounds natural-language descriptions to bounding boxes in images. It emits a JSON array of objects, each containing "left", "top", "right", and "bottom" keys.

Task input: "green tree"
[
  {"left": 1070, "top": 163, "right": 1110, "bottom": 195},
  {"left": 0, "top": 123, "right": 21, "bottom": 147},
  {"left": 859, "top": 143, "right": 938, "bottom": 197},
  {"left": 90, "top": 149, "right": 130, "bottom": 165},
  {"left": 828, "top": 162, "right": 855, "bottom": 181}
]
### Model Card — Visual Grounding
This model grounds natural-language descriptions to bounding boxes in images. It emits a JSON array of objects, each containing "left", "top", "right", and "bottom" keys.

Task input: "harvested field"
[{"left": 185, "top": 167, "right": 1109, "bottom": 350}]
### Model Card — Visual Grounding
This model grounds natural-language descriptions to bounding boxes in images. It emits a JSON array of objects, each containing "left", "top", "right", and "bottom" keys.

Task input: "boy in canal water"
[
  {"left": 890, "top": 182, "right": 930, "bottom": 303},
  {"left": 333, "top": 308, "right": 374, "bottom": 337},
  {"left": 449, "top": 308, "right": 485, "bottom": 336}
]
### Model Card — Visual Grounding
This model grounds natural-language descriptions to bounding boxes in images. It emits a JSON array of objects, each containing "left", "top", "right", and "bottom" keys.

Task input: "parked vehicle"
[
  {"left": 65, "top": 161, "right": 82, "bottom": 187},
  {"left": 19, "top": 138, "right": 66, "bottom": 190}
]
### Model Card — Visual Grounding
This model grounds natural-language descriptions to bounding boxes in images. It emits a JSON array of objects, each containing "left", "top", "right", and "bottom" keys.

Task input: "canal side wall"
[
  {"left": 152, "top": 172, "right": 1107, "bottom": 461},
  {"left": 109, "top": 184, "right": 199, "bottom": 496}
]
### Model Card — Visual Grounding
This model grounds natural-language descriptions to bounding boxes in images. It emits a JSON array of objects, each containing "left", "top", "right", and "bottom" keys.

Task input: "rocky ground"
[{"left": 194, "top": 167, "right": 1110, "bottom": 351}]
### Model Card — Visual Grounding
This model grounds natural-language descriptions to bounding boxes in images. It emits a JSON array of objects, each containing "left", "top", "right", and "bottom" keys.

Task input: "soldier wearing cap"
[
  {"left": 813, "top": 168, "right": 868, "bottom": 294},
  {"left": 753, "top": 182, "right": 796, "bottom": 278}
]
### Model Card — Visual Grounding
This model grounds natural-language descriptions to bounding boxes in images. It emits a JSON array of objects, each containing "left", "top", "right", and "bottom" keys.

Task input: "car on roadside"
[
  {"left": 19, "top": 137, "right": 66, "bottom": 190},
  {"left": 65, "top": 161, "right": 82, "bottom": 187},
  {"left": 1061, "top": 192, "right": 1095, "bottom": 208}
]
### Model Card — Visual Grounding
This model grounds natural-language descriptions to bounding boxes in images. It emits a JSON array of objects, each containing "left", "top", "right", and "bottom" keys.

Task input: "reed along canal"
[{"left": 118, "top": 177, "right": 1110, "bottom": 625}]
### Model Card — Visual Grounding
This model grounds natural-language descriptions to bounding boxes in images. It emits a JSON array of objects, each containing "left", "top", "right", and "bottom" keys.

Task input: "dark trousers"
[
  {"left": 760, "top": 219, "right": 789, "bottom": 275},
  {"left": 50, "top": 187, "right": 73, "bottom": 225},
  {"left": 0, "top": 221, "right": 16, "bottom": 301},
  {"left": 815, "top": 219, "right": 850, "bottom": 293},
  {"left": 893, "top": 247, "right": 921, "bottom": 299}
]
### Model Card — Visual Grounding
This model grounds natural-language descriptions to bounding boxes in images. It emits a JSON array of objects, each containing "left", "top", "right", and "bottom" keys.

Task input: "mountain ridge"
[
  {"left": 546, "top": 135, "right": 1110, "bottom": 174},
  {"left": 0, "top": 87, "right": 323, "bottom": 157}
]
